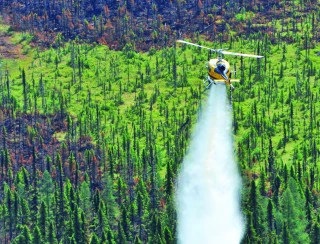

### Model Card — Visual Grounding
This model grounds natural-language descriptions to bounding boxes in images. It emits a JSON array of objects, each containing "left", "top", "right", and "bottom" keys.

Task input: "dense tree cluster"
[
  {"left": 233, "top": 32, "right": 320, "bottom": 243},
  {"left": 0, "top": 0, "right": 319, "bottom": 50},
  {"left": 0, "top": 39, "right": 201, "bottom": 243},
  {"left": 0, "top": 0, "right": 319, "bottom": 242}
]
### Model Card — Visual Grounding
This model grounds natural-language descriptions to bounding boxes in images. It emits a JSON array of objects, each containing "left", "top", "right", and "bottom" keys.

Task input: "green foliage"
[
  {"left": 90, "top": 233, "right": 100, "bottom": 244},
  {"left": 282, "top": 222, "right": 292, "bottom": 244},
  {"left": 79, "top": 180, "right": 92, "bottom": 218},
  {"left": 281, "top": 178, "right": 310, "bottom": 243},
  {"left": 32, "top": 226, "right": 43, "bottom": 244},
  {"left": 235, "top": 10, "right": 255, "bottom": 22},
  {"left": 0, "top": 7, "right": 320, "bottom": 241}
]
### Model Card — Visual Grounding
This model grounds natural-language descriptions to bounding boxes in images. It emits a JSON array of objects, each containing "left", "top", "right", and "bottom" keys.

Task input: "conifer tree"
[
  {"left": 282, "top": 222, "right": 292, "bottom": 244},
  {"left": 259, "top": 167, "right": 266, "bottom": 196},
  {"left": 165, "top": 160, "right": 174, "bottom": 197},
  {"left": 121, "top": 205, "right": 131, "bottom": 240},
  {"left": 268, "top": 138, "right": 275, "bottom": 175},
  {"left": 21, "top": 198, "right": 30, "bottom": 226},
  {"left": 93, "top": 189, "right": 101, "bottom": 213},
  {"left": 22, "top": 69, "right": 28, "bottom": 112},
  {"left": 80, "top": 209, "right": 91, "bottom": 243},
  {"left": 248, "top": 180, "right": 263, "bottom": 236},
  {"left": 0, "top": 205, "right": 7, "bottom": 241},
  {"left": 48, "top": 221, "right": 58, "bottom": 244},
  {"left": 69, "top": 184, "right": 76, "bottom": 212},
  {"left": 272, "top": 175, "right": 281, "bottom": 206},
  {"left": 283, "top": 164, "right": 289, "bottom": 186},
  {"left": 106, "top": 228, "right": 116, "bottom": 244},
  {"left": 68, "top": 235, "right": 77, "bottom": 244},
  {"left": 13, "top": 191, "right": 19, "bottom": 232},
  {"left": 32, "top": 226, "right": 43, "bottom": 244},
  {"left": 312, "top": 220, "right": 320, "bottom": 244},
  {"left": 118, "top": 221, "right": 127, "bottom": 244},
  {"left": 242, "top": 211, "right": 259, "bottom": 243},
  {"left": 101, "top": 230, "right": 107, "bottom": 243},
  {"left": 73, "top": 205, "right": 84, "bottom": 244},
  {"left": 90, "top": 233, "right": 100, "bottom": 244},
  {"left": 30, "top": 171, "right": 40, "bottom": 223},
  {"left": 16, "top": 172, "right": 26, "bottom": 199},
  {"left": 95, "top": 200, "right": 108, "bottom": 236},
  {"left": 164, "top": 226, "right": 174, "bottom": 244},
  {"left": 56, "top": 153, "right": 66, "bottom": 236},
  {"left": 134, "top": 235, "right": 142, "bottom": 244},
  {"left": 21, "top": 225, "right": 33, "bottom": 244},
  {"left": 101, "top": 172, "right": 117, "bottom": 222},
  {"left": 38, "top": 201, "right": 48, "bottom": 239},
  {"left": 79, "top": 180, "right": 91, "bottom": 218},
  {"left": 267, "top": 199, "right": 274, "bottom": 231},
  {"left": 281, "top": 183, "right": 309, "bottom": 243},
  {"left": 13, "top": 233, "right": 25, "bottom": 243},
  {"left": 5, "top": 187, "right": 14, "bottom": 240}
]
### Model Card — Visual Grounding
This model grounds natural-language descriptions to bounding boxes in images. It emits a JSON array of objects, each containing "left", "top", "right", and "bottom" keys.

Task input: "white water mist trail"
[{"left": 177, "top": 85, "right": 244, "bottom": 244}]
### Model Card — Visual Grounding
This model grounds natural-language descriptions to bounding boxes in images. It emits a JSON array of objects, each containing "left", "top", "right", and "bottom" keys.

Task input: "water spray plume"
[{"left": 177, "top": 85, "right": 244, "bottom": 244}]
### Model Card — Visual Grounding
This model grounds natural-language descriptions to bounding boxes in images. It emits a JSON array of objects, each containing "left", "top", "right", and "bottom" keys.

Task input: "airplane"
[{"left": 176, "top": 40, "right": 263, "bottom": 89}]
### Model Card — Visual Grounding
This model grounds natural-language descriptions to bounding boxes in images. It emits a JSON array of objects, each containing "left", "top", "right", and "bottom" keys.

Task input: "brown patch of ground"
[{"left": 0, "top": 32, "right": 26, "bottom": 59}]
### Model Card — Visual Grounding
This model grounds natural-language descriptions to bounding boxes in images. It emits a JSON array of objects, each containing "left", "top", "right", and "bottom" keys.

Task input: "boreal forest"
[{"left": 0, "top": 0, "right": 320, "bottom": 243}]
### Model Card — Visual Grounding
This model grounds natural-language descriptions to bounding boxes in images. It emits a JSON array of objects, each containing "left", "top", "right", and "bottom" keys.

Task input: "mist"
[{"left": 176, "top": 85, "right": 244, "bottom": 244}]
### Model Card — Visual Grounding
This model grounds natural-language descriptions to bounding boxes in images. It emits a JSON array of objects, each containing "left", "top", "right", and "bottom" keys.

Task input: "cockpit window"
[{"left": 217, "top": 63, "right": 225, "bottom": 72}]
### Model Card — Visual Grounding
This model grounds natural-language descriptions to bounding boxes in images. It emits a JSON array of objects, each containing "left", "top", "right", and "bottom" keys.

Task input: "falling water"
[{"left": 177, "top": 84, "right": 244, "bottom": 244}]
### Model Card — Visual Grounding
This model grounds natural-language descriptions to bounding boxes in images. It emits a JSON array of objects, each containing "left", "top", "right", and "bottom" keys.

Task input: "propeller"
[
  {"left": 222, "top": 50, "right": 264, "bottom": 58},
  {"left": 176, "top": 40, "right": 264, "bottom": 58}
]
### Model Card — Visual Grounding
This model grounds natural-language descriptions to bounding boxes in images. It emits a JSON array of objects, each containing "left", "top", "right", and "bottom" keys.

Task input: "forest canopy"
[{"left": 0, "top": 0, "right": 320, "bottom": 243}]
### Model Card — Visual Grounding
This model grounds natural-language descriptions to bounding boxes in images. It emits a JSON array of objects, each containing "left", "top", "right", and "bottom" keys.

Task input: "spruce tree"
[
  {"left": 95, "top": 200, "right": 108, "bottom": 236},
  {"left": 39, "top": 170, "right": 54, "bottom": 218},
  {"left": 118, "top": 221, "right": 127, "bottom": 244},
  {"left": 259, "top": 167, "right": 267, "bottom": 196},
  {"left": 312, "top": 221, "right": 320, "bottom": 244},
  {"left": 267, "top": 199, "right": 274, "bottom": 231},
  {"left": 164, "top": 226, "right": 174, "bottom": 244},
  {"left": 21, "top": 225, "right": 33, "bottom": 244},
  {"left": 32, "top": 226, "right": 43, "bottom": 244},
  {"left": 90, "top": 233, "right": 100, "bottom": 244},
  {"left": 248, "top": 180, "right": 263, "bottom": 236},
  {"left": 48, "top": 221, "right": 58, "bottom": 244},
  {"left": 165, "top": 160, "right": 174, "bottom": 197},
  {"left": 282, "top": 222, "right": 292, "bottom": 244},
  {"left": 5, "top": 187, "right": 13, "bottom": 240},
  {"left": 22, "top": 68, "right": 28, "bottom": 112},
  {"left": 281, "top": 184, "right": 309, "bottom": 243},
  {"left": 242, "top": 211, "right": 258, "bottom": 243},
  {"left": 134, "top": 235, "right": 142, "bottom": 244},
  {"left": 268, "top": 137, "right": 275, "bottom": 175},
  {"left": 21, "top": 198, "right": 30, "bottom": 225},
  {"left": 101, "top": 172, "right": 117, "bottom": 223},
  {"left": 79, "top": 180, "right": 91, "bottom": 218},
  {"left": 107, "top": 228, "right": 116, "bottom": 244},
  {"left": 73, "top": 205, "right": 83, "bottom": 244},
  {"left": 38, "top": 201, "right": 48, "bottom": 239}
]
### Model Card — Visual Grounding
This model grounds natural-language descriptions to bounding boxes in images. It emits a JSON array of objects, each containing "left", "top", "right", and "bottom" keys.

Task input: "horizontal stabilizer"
[{"left": 230, "top": 79, "right": 240, "bottom": 82}]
